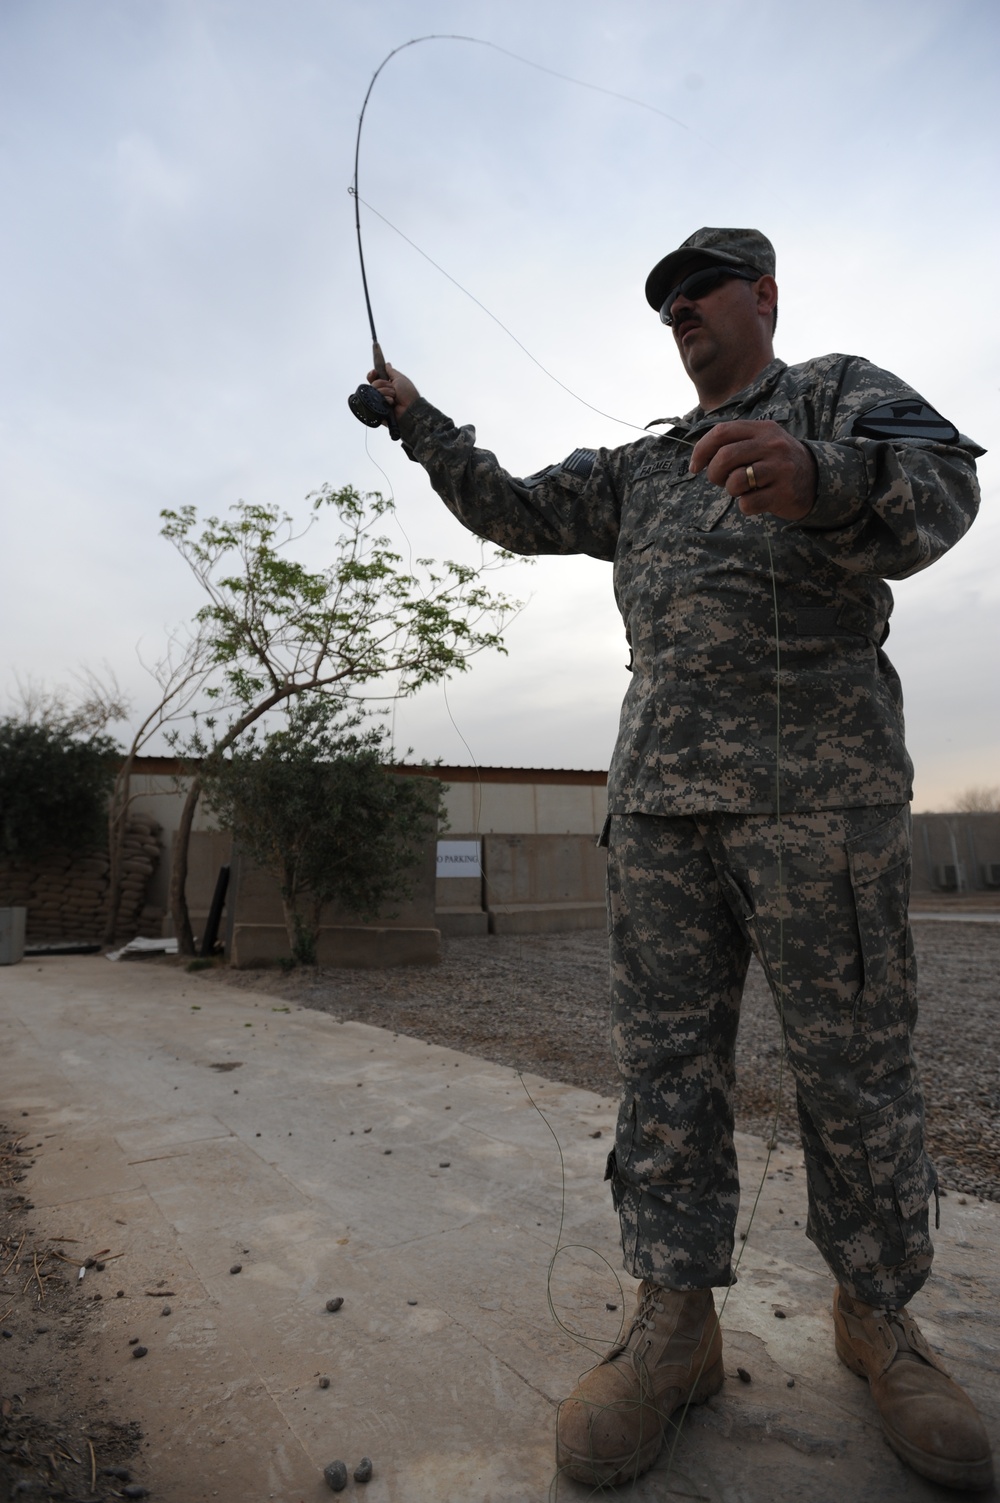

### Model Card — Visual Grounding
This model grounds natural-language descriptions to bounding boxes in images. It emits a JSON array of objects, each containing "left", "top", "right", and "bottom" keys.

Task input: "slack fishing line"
[{"left": 343, "top": 35, "right": 791, "bottom": 1494}]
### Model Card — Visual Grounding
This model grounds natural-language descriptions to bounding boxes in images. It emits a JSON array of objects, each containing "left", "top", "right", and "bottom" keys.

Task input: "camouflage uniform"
[{"left": 397, "top": 352, "right": 982, "bottom": 1308}]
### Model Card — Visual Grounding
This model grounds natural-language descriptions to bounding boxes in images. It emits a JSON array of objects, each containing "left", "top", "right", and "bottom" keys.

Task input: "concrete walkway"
[{"left": 1, "top": 956, "right": 997, "bottom": 1503}]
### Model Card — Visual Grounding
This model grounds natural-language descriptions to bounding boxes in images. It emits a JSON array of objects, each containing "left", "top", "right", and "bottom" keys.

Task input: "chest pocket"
[{"left": 622, "top": 464, "right": 733, "bottom": 554}]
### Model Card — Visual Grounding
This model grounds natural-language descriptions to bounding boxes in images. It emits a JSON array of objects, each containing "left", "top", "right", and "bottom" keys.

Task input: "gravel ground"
[{"left": 215, "top": 919, "right": 1000, "bottom": 1203}]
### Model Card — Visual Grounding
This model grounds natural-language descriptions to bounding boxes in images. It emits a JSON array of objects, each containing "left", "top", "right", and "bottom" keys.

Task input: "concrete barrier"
[{"left": 230, "top": 923, "right": 441, "bottom": 968}]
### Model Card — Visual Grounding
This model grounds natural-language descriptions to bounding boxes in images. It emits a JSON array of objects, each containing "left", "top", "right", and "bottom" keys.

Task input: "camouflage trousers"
[{"left": 605, "top": 806, "right": 936, "bottom": 1309}]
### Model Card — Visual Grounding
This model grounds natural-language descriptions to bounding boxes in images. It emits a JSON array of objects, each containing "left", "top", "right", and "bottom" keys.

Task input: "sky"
[{"left": 1, "top": 0, "right": 997, "bottom": 810}]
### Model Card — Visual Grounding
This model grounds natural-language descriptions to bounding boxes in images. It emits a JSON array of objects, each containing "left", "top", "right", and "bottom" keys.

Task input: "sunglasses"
[{"left": 659, "top": 265, "right": 760, "bottom": 325}]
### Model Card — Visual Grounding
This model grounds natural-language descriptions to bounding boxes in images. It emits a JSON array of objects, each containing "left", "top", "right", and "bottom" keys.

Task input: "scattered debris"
[
  {"left": 132, "top": 1345, "right": 148, "bottom": 1358},
  {"left": 326, "top": 1296, "right": 344, "bottom": 1312},
  {"left": 323, "top": 1459, "right": 349, "bottom": 1491},
  {"left": 230, "top": 1263, "right": 243, "bottom": 1275},
  {"left": 736, "top": 1366, "right": 752, "bottom": 1383},
  {"left": 318, "top": 1375, "right": 331, "bottom": 1389},
  {"left": 106, "top": 936, "right": 179, "bottom": 962},
  {"left": 354, "top": 1455, "right": 374, "bottom": 1483}
]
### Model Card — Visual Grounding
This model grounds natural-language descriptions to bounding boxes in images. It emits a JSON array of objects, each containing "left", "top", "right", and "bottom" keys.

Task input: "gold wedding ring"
[{"left": 745, "top": 464, "right": 758, "bottom": 492}]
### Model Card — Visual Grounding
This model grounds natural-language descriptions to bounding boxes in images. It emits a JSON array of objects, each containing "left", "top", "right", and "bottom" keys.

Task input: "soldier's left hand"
[{"left": 689, "top": 420, "right": 817, "bottom": 521}]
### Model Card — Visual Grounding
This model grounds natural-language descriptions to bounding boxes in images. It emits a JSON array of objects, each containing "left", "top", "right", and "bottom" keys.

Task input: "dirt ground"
[{"left": 0, "top": 1125, "right": 145, "bottom": 1502}]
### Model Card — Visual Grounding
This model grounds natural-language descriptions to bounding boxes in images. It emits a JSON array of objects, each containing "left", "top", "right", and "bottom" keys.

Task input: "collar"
[{"left": 683, "top": 357, "right": 788, "bottom": 426}]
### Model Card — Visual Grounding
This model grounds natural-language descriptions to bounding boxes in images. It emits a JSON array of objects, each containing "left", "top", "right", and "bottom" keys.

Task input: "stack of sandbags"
[
  {"left": 0, "top": 815, "right": 163, "bottom": 944},
  {"left": 116, "top": 814, "right": 163, "bottom": 938}
]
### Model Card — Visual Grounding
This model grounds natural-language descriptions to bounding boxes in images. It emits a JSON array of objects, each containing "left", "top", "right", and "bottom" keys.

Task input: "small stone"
[
  {"left": 326, "top": 1297, "right": 344, "bottom": 1312},
  {"left": 161, "top": 1305, "right": 171, "bottom": 1317},
  {"left": 774, "top": 1309, "right": 786, "bottom": 1319},
  {"left": 407, "top": 1299, "right": 418, "bottom": 1306},
  {"left": 230, "top": 1264, "right": 242, "bottom": 1275},
  {"left": 1, "top": 1329, "right": 12, "bottom": 1339},
  {"left": 438, "top": 1161, "right": 450, "bottom": 1168},
  {"left": 363, "top": 1127, "right": 372, "bottom": 1133},
  {"left": 318, "top": 1375, "right": 330, "bottom": 1389},
  {"left": 96, "top": 1260, "right": 106, "bottom": 1271},
  {"left": 323, "top": 1459, "right": 348, "bottom": 1491},
  {"left": 132, "top": 1345, "right": 148, "bottom": 1358},
  {"left": 101, "top": 1467, "right": 131, "bottom": 1481},
  {"left": 84, "top": 1256, "right": 96, "bottom": 1269},
  {"left": 959, "top": 1196, "right": 968, "bottom": 1205},
  {"left": 117, "top": 1290, "right": 125, "bottom": 1298},
  {"left": 128, "top": 1336, "right": 139, "bottom": 1345},
  {"left": 123, "top": 1488, "right": 150, "bottom": 1500},
  {"left": 354, "top": 1456, "right": 373, "bottom": 1484},
  {"left": 35, "top": 1326, "right": 49, "bottom": 1335},
  {"left": 589, "top": 1130, "right": 602, "bottom": 1138},
  {"left": 736, "top": 1366, "right": 752, "bottom": 1383},
  {"left": 383, "top": 1149, "right": 392, "bottom": 1155},
  {"left": 605, "top": 1303, "right": 617, "bottom": 1311},
  {"left": 787, "top": 1378, "right": 796, "bottom": 1388}
]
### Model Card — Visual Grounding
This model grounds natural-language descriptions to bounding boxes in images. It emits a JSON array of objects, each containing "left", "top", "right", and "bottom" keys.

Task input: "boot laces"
[
  {"left": 883, "top": 1310, "right": 925, "bottom": 1365},
  {"left": 627, "top": 1286, "right": 667, "bottom": 1356}
]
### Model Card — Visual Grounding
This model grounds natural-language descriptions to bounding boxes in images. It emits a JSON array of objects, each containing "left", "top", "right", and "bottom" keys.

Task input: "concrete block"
[
  {"left": 484, "top": 834, "right": 607, "bottom": 907},
  {"left": 534, "top": 783, "right": 601, "bottom": 834},
  {"left": 0, "top": 907, "right": 26, "bottom": 965},
  {"left": 488, "top": 902, "right": 607, "bottom": 935},
  {"left": 230, "top": 923, "right": 441, "bottom": 968},
  {"left": 437, "top": 908, "right": 490, "bottom": 937}
]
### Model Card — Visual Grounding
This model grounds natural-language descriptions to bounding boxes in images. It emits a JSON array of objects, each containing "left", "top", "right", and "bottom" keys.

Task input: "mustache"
[{"left": 673, "top": 310, "right": 701, "bottom": 334}]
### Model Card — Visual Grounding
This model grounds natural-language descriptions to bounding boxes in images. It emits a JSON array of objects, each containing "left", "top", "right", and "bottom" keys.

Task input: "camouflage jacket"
[{"left": 398, "top": 354, "right": 983, "bottom": 814}]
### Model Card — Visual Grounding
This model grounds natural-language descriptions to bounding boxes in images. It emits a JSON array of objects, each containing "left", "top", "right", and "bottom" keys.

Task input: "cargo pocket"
[
  {"left": 861, "top": 1083, "right": 935, "bottom": 1265},
  {"left": 847, "top": 806, "right": 913, "bottom": 1038}
]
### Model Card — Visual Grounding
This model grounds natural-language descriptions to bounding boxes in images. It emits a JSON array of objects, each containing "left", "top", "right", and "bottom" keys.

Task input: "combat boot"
[
  {"left": 834, "top": 1287, "right": 994, "bottom": 1491},
  {"left": 556, "top": 1282, "right": 723, "bottom": 1488}
]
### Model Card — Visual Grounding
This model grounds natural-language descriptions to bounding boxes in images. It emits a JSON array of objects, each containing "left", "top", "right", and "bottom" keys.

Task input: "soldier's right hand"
[{"left": 366, "top": 364, "right": 420, "bottom": 422}]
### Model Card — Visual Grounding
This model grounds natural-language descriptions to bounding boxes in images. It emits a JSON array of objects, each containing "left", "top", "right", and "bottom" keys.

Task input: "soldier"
[{"left": 365, "top": 228, "right": 992, "bottom": 1492}]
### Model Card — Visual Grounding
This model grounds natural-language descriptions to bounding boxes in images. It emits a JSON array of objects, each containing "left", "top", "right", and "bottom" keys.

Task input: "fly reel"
[{"left": 348, "top": 381, "right": 399, "bottom": 441}]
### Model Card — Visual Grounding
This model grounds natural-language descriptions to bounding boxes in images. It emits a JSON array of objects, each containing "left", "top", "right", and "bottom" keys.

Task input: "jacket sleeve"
[
  {"left": 397, "top": 397, "right": 623, "bottom": 561},
  {"left": 791, "top": 356, "right": 983, "bottom": 580}
]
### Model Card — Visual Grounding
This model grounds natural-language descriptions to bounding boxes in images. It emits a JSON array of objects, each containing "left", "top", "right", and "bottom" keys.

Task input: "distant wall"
[
  {"left": 116, "top": 764, "right": 1000, "bottom": 952},
  {"left": 911, "top": 812, "right": 1000, "bottom": 898}
]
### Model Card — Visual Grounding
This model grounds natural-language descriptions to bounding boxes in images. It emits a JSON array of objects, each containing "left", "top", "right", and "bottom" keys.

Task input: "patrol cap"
[{"left": 645, "top": 228, "right": 775, "bottom": 312}]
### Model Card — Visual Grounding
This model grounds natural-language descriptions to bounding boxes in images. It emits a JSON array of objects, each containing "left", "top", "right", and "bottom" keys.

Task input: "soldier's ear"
[{"left": 754, "top": 275, "right": 778, "bottom": 319}]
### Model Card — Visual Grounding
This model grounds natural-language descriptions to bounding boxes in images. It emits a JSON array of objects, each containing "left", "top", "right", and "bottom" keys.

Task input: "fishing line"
[{"left": 351, "top": 192, "right": 668, "bottom": 438}]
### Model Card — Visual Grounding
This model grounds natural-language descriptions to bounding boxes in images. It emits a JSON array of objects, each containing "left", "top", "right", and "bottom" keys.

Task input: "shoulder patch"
[
  {"left": 561, "top": 447, "right": 597, "bottom": 479},
  {"left": 850, "top": 399, "right": 959, "bottom": 444}
]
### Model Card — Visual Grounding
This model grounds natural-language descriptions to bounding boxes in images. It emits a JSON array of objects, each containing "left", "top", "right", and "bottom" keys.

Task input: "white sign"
[{"left": 437, "top": 840, "right": 482, "bottom": 878}]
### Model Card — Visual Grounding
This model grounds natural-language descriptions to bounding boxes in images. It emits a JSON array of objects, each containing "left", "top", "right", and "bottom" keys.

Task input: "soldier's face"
[{"left": 670, "top": 274, "right": 763, "bottom": 385}]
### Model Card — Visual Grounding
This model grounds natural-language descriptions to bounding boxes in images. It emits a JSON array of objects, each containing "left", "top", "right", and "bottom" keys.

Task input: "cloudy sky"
[{"left": 2, "top": 0, "right": 997, "bottom": 810}]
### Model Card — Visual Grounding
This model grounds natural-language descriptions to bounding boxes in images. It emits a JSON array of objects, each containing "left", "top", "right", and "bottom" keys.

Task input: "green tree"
[
  {"left": 0, "top": 719, "right": 120, "bottom": 860},
  {"left": 161, "top": 485, "right": 518, "bottom": 954},
  {"left": 202, "top": 698, "right": 441, "bottom": 965}
]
